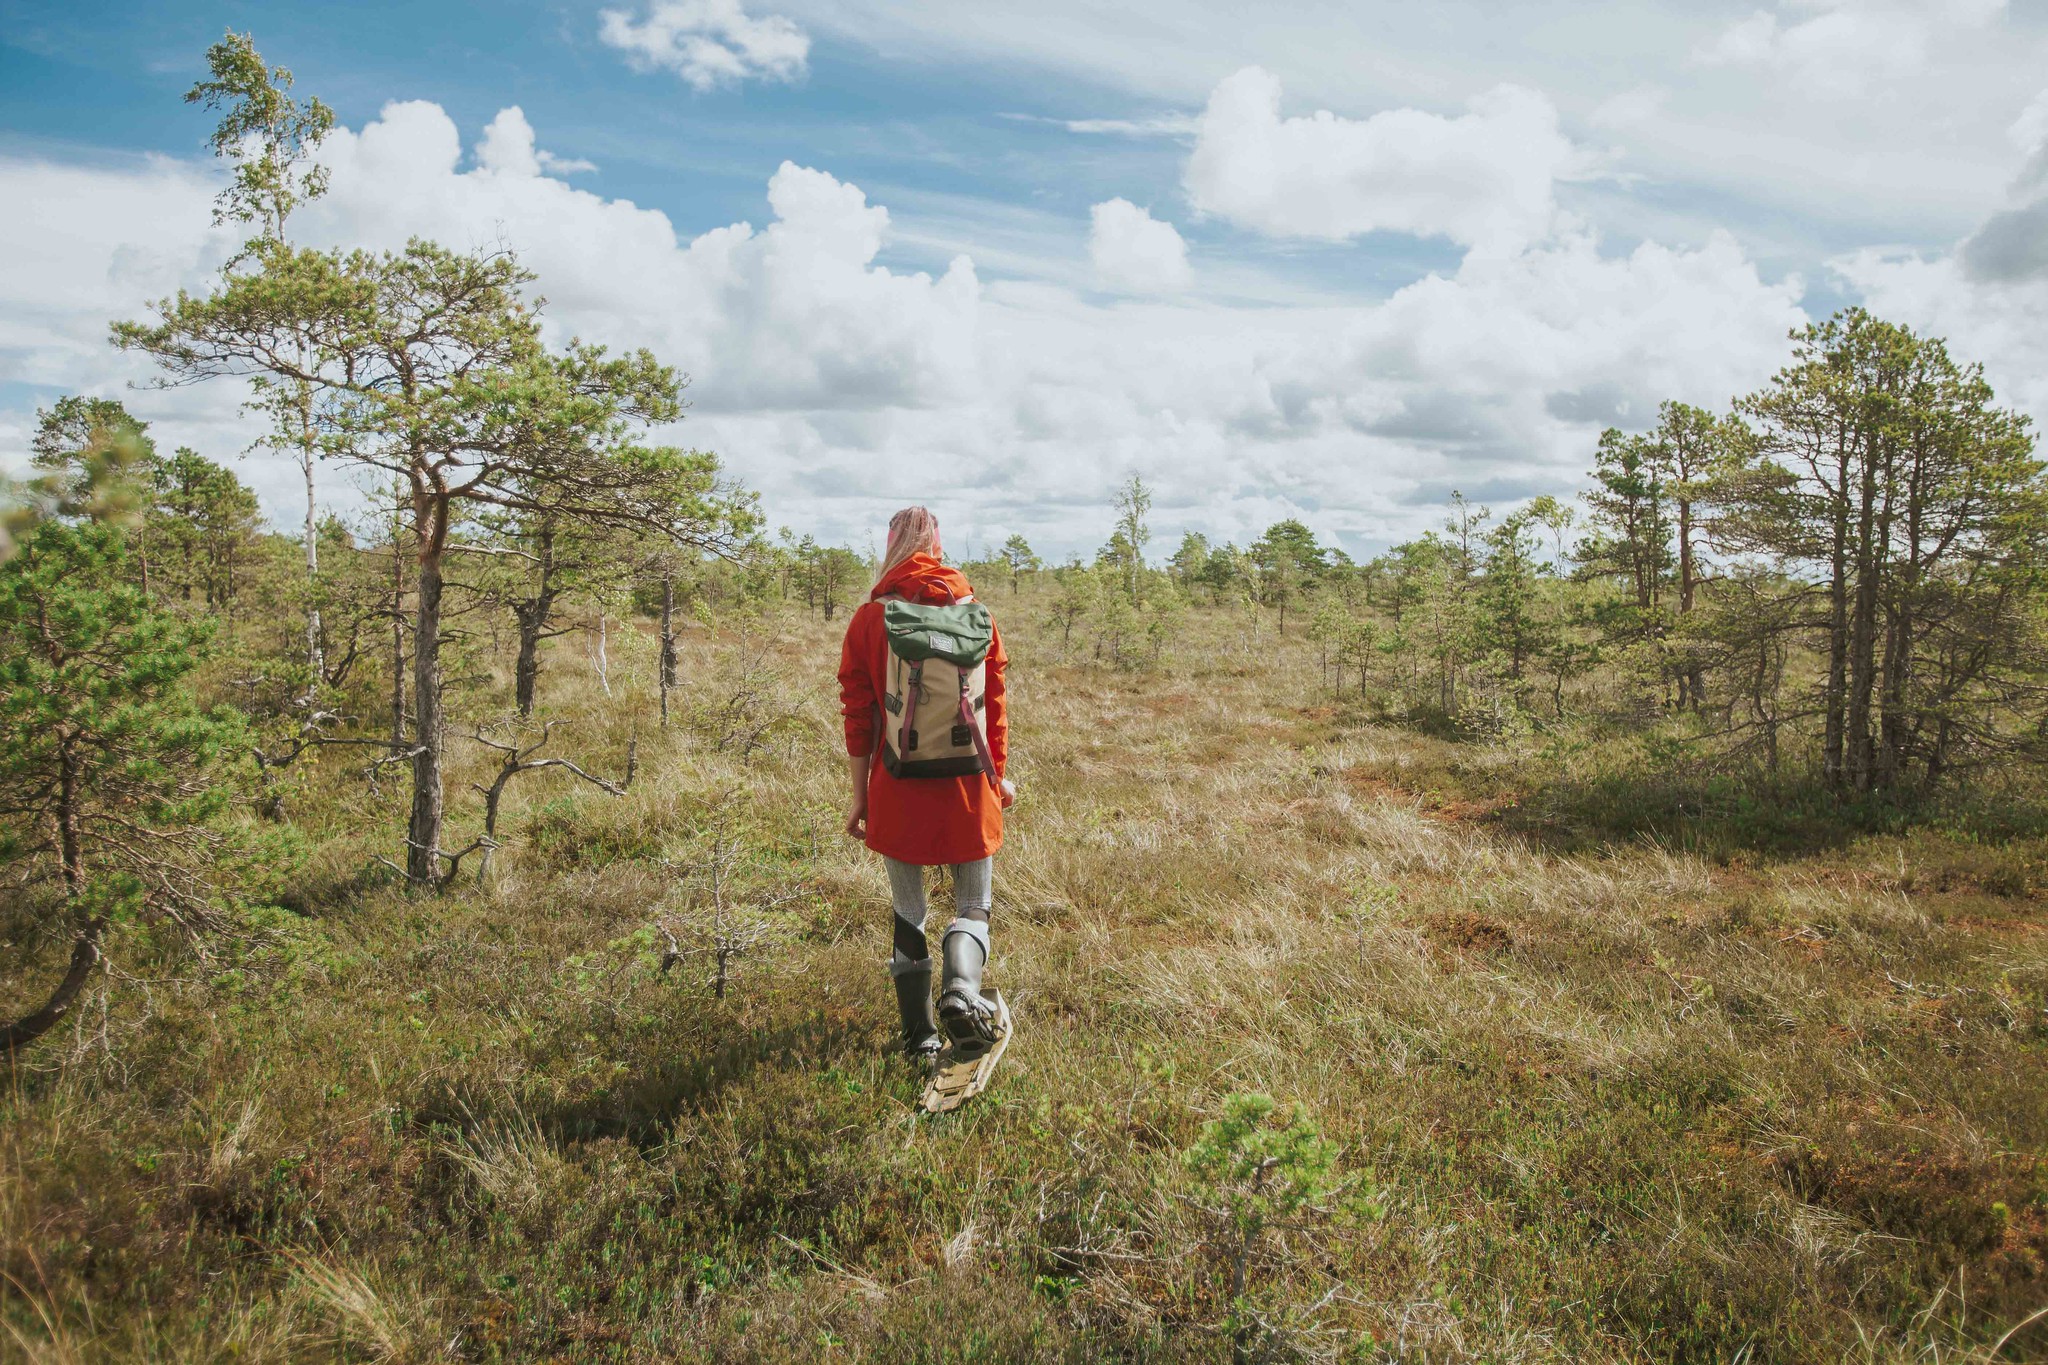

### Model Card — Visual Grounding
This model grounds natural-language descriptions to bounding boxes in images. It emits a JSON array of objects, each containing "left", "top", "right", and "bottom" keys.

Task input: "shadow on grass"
[
  {"left": 1331, "top": 704, "right": 2048, "bottom": 881},
  {"left": 541, "top": 1009, "right": 870, "bottom": 1145},
  {"left": 1506, "top": 763, "right": 2048, "bottom": 877}
]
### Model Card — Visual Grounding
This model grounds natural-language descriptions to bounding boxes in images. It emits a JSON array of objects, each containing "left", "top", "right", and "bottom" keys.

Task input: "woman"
[{"left": 838, "top": 506, "right": 1013, "bottom": 1063}]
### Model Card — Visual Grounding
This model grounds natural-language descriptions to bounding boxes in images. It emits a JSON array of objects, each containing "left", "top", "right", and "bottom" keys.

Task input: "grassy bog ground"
[{"left": 4, "top": 598, "right": 2047, "bottom": 1363}]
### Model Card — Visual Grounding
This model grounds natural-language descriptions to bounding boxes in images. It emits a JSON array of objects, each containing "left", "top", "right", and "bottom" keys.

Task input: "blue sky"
[
  {"left": 4, "top": 0, "right": 2047, "bottom": 557},
  {"left": 5, "top": 3, "right": 1342, "bottom": 288}
]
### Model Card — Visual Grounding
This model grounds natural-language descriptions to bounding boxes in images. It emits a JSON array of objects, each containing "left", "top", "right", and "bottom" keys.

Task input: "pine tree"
[
  {"left": 0, "top": 518, "right": 258, "bottom": 1052},
  {"left": 1169, "top": 531, "right": 1210, "bottom": 593},
  {"left": 1731, "top": 310, "right": 2045, "bottom": 792},
  {"left": 150, "top": 447, "right": 262, "bottom": 613},
  {"left": 25, "top": 398, "right": 157, "bottom": 586},
  {"left": 1477, "top": 510, "right": 1549, "bottom": 686},
  {"left": 119, "top": 243, "right": 717, "bottom": 885},
  {"left": 999, "top": 534, "right": 1041, "bottom": 594},
  {"left": 1250, "top": 519, "right": 1325, "bottom": 634},
  {"left": 1577, "top": 428, "right": 1675, "bottom": 698}
]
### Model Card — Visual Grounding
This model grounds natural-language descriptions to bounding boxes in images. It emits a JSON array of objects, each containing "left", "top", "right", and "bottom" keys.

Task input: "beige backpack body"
[{"left": 877, "top": 594, "right": 997, "bottom": 783}]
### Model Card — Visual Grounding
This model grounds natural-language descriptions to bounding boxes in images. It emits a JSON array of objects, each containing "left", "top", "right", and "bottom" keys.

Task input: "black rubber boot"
[
  {"left": 937, "top": 929, "right": 997, "bottom": 1054},
  {"left": 892, "top": 963, "right": 942, "bottom": 1060}
]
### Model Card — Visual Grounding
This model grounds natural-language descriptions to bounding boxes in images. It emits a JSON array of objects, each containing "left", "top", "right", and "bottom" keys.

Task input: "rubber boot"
[
  {"left": 937, "top": 926, "right": 997, "bottom": 1056},
  {"left": 892, "top": 962, "right": 942, "bottom": 1060}
]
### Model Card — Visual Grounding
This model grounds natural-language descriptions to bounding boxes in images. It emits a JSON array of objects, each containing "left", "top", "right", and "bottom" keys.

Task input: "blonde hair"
[{"left": 875, "top": 506, "right": 941, "bottom": 588}]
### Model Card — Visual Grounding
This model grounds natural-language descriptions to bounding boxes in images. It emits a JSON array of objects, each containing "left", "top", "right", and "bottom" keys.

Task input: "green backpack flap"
[{"left": 882, "top": 600, "right": 992, "bottom": 667}]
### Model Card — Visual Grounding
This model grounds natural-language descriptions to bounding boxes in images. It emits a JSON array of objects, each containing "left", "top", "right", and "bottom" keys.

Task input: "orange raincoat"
[{"left": 838, "top": 554, "right": 1008, "bottom": 865}]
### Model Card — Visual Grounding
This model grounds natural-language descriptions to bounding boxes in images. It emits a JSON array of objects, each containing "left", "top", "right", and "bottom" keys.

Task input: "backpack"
[{"left": 878, "top": 595, "right": 998, "bottom": 786}]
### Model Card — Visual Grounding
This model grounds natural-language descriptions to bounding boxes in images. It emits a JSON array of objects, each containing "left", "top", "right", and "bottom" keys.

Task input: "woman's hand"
[
  {"left": 845, "top": 753, "right": 871, "bottom": 839},
  {"left": 999, "top": 778, "right": 1017, "bottom": 810}
]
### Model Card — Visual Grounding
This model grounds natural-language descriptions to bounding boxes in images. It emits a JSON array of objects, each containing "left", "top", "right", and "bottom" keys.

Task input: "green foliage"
[
  {"left": 0, "top": 515, "right": 291, "bottom": 1050},
  {"left": 4, "top": 401, "right": 154, "bottom": 560},
  {"left": 117, "top": 230, "right": 746, "bottom": 881},
  {"left": 1476, "top": 509, "right": 1549, "bottom": 686},
  {"left": 185, "top": 29, "right": 334, "bottom": 246},
  {"left": 1182, "top": 1092, "right": 1339, "bottom": 1238},
  {"left": 150, "top": 447, "right": 263, "bottom": 608},
  {"left": 1182, "top": 1092, "right": 1357, "bottom": 1362},
  {"left": 1249, "top": 518, "right": 1327, "bottom": 631},
  {"left": 1100, "top": 474, "right": 1152, "bottom": 604},
  {"left": 0, "top": 518, "right": 249, "bottom": 882},
  {"left": 30, "top": 395, "right": 156, "bottom": 485},
  {"left": 1577, "top": 425, "right": 1674, "bottom": 645},
  {"left": 1045, "top": 560, "right": 1091, "bottom": 648},
  {"left": 1250, "top": 518, "right": 1326, "bottom": 579},
  {"left": 1168, "top": 530, "right": 1209, "bottom": 592},
  {"left": 998, "top": 533, "right": 1041, "bottom": 594},
  {"left": 780, "top": 533, "right": 864, "bottom": 619}
]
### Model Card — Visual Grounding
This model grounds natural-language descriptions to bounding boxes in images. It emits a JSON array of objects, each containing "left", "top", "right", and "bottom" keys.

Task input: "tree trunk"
[
  {"left": 512, "top": 525, "right": 558, "bottom": 719},
  {"left": 1923, "top": 717, "right": 1952, "bottom": 794},
  {"left": 389, "top": 530, "right": 408, "bottom": 750},
  {"left": 513, "top": 611, "right": 544, "bottom": 718},
  {"left": 57, "top": 742, "right": 84, "bottom": 894},
  {"left": 1823, "top": 428, "right": 1851, "bottom": 790},
  {"left": 1877, "top": 593, "right": 1911, "bottom": 789},
  {"left": 511, "top": 591, "right": 555, "bottom": 719},
  {"left": 1846, "top": 425, "right": 1884, "bottom": 792},
  {"left": 1879, "top": 437, "right": 1928, "bottom": 790},
  {"left": 406, "top": 507, "right": 448, "bottom": 886},
  {"left": 302, "top": 388, "right": 324, "bottom": 696},
  {"left": 1676, "top": 494, "right": 1703, "bottom": 709},
  {"left": 1753, "top": 630, "right": 1780, "bottom": 776},
  {"left": 659, "top": 570, "right": 677, "bottom": 729},
  {"left": 0, "top": 916, "right": 107, "bottom": 1054},
  {"left": 5, "top": 747, "right": 103, "bottom": 1052}
]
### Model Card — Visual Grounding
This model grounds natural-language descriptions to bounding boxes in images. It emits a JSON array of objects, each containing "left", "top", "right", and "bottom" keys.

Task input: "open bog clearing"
[
  {"left": 12, "top": 14, "right": 2048, "bottom": 1363},
  {"left": 7, "top": 604, "right": 2045, "bottom": 1364}
]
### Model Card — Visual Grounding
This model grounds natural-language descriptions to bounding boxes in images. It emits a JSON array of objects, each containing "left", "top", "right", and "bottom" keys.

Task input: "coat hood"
[{"left": 872, "top": 552, "right": 975, "bottom": 604}]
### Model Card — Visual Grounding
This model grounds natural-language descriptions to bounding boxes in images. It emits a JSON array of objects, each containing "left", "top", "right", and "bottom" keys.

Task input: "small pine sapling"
[
  {"left": 645, "top": 809, "right": 813, "bottom": 1000},
  {"left": 1182, "top": 1092, "right": 1380, "bottom": 1364}
]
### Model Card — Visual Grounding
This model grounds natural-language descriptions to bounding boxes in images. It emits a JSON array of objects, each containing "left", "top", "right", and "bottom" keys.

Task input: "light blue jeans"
[{"left": 885, "top": 856, "right": 992, "bottom": 977}]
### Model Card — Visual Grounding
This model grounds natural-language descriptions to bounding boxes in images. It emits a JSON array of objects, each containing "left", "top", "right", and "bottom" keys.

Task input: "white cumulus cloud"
[
  {"left": 599, "top": 0, "right": 809, "bottom": 91},
  {"left": 1183, "top": 67, "right": 1582, "bottom": 256},
  {"left": 302, "top": 103, "right": 980, "bottom": 412},
  {"left": 2011, "top": 89, "right": 2048, "bottom": 162},
  {"left": 1087, "top": 198, "right": 1190, "bottom": 294},
  {"left": 476, "top": 107, "right": 597, "bottom": 177},
  {"left": 0, "top": 98, "right": 1831, "bottom": 556},
  {"left": 1697, "top": 0, "right": 2008, "bottom": 98}
]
